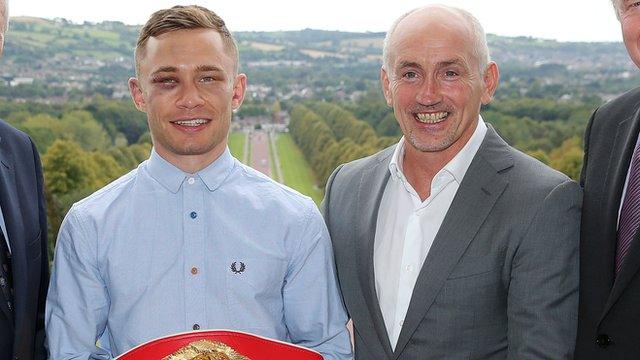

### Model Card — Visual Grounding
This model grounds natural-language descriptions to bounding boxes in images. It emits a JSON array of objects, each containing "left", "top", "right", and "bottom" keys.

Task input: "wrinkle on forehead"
[{"left": 387, "top": 6, "right": 477, "bottom": 72}]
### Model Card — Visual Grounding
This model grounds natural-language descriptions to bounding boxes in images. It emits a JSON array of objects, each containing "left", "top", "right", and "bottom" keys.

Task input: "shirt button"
[
  {"left": 405, "top": 265, "right": 414, "bottom": 272},
  {"left": 187, "top": 177, "right": 195, "bottom": 185},
  {"left": 0, "top": 277, "right": 6, "bottom": 287},
  {"left": 399, "top": 320, "right": 404, "bottom": 326},
  {"left": 190, "top": 211, "right": 198, "bottom": 219},
  {"left": 193, "top": 324, "right": 200, "bottom": 330},
  {"left": 191, "top": 267, "right": 199, "bottom": 275}
]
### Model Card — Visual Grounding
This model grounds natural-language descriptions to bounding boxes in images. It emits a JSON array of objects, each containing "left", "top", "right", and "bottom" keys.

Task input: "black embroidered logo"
[{"left": 230, "top": 261, "right": 246, "bottom": 274}]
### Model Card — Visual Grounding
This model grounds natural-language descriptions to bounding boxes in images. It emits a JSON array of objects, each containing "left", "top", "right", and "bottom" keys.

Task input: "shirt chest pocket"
[{"left": 224, "top": 257, "right": 287, "bottom": 304}]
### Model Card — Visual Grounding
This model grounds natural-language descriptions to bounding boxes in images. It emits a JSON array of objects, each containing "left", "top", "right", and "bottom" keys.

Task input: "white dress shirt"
[
  {"left": 0, "top": 204, "right": 9, "bottom": 253},
  {"left": 373, "top": 118, "right": 487, "bottom": 349}
]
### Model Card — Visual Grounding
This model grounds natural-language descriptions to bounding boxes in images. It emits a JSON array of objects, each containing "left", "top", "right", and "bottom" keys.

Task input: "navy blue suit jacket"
[
  {"left": 0, "top": 119, "right": 48, "bottom": 360},
  {"left": 576, "top": 87, "right": 640, "bottom": 359}
]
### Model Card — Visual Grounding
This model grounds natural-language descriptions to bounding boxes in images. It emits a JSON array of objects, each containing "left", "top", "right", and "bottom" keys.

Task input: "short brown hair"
[{"left": 134, "top": 5, "right": 239, "bottom": 74}]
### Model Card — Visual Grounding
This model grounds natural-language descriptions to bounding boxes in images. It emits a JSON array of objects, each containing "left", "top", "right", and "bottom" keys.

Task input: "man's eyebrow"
[
  {"left": 150, "top": 66, "right": 178, "bottom": 76},
  {"left": 438, "top": 59, "right": 465, "bottom": 67},
  {"left": 397, "top": 61, "right": 422, "bottom": 70},
  {"left": 196, "top": 65, "right": 224, "bottom": 72}
]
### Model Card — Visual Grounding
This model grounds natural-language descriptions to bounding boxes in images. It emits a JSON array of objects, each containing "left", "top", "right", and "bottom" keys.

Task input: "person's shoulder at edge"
[
  {"left": 0, "top": 118, "right": 35, "bottom": 147},
  {"left": 594, "top": 85, "right": 640, "bottom": 120}
]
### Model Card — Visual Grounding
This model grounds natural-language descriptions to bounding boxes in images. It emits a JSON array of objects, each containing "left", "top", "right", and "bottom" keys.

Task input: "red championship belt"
[{"left": 116, "top": 329, "right": 323, "bottom": 360}]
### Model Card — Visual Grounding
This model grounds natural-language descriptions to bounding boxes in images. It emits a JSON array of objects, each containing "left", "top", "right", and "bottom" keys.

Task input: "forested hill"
[{"left": 1, "top": 17, "right": 637, "bottom": 101}]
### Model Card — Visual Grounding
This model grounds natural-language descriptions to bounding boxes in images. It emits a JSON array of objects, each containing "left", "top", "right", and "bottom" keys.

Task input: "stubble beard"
[{"left": 406, "top": 126, "right": 458, "bottom": 153}]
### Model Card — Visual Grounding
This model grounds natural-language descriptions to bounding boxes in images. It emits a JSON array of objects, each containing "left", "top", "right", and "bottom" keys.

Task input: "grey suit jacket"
[{"left": 322, "top": 126, "right": 581, "bottom": 359}]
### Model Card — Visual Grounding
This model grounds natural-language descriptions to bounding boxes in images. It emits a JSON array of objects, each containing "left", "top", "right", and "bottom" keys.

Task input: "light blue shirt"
[{"left": 46, "top": 148, "right": 352, "bottom": 359}]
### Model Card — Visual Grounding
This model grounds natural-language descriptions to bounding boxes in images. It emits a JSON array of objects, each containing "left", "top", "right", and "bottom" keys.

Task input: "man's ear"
[
  {"left": 231, "top": 73, "right": 247, "bottom": 111},
  {"left": 480, "top": 62, "right": 499, "bottom": 105},
  {"left": 128, "top": 77, "right": 147, "bottom": 112},
  {"left": 380, "top": 67, "right": 393, "bottom": 107}
]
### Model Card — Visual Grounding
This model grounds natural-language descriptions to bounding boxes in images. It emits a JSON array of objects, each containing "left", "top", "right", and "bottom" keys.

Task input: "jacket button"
[{"left": 596, "top": 334, "right": 612, "bottom": 348}]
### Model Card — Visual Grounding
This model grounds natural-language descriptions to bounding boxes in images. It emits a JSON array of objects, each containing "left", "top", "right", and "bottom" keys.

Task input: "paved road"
[{"left": 250, "top": 130, "right": 271, "bottom": 177}]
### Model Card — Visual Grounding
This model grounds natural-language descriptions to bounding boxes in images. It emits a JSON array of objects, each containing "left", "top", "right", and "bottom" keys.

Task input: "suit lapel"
[
  {"left": 600, "top": 107, "right": 640, "bottom": 322},
  {"left": 393, "top": 127, "right": 512, "bottom": 357},
  {"left": 0, "top": 136, "right": 22, "bottom": 324},
  {"left": 355, "top": 149, "right": 394, "bottom": 358}
]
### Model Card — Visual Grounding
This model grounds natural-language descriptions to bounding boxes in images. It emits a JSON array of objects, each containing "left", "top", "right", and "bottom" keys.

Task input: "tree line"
[
  {"left": 0, "top": 98, "right": 151, "bottom": 255},
  {"left": 288, "top": 101, "right": 397, "bottom": 187}
]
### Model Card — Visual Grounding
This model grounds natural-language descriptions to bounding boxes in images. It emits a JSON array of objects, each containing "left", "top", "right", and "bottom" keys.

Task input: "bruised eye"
[{"left": 153, "top": 77, "right": 177, "bottom": 86}]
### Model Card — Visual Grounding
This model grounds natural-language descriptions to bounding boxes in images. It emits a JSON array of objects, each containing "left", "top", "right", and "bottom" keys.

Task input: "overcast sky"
[{"left": 10, "top": 0, "right": 622, "bottom": 43}]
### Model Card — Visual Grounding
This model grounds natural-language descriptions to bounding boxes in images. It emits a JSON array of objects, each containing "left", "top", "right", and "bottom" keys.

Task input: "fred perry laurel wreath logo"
[{"left": 230, "top": 261, "right": 246, "bottom": 274}]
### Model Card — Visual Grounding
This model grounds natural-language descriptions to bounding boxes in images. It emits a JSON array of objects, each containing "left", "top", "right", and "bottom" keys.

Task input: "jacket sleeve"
[{"left": 507, "top": 179, "right": 582, "bottom": 359}]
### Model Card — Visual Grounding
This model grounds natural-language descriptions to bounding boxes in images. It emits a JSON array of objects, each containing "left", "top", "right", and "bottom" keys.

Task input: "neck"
[
  {"left": 156, "top": 143, "right": 226, "bottom": 174},
  {"left": 402, "top": 120, "right": 480, "bottom": 200},
  {"left": 402, "top": 147, "right": 450, "bottom": 201}
]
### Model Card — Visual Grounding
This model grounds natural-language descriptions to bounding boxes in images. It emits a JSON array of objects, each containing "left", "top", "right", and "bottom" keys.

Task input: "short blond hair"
[{"left": 134, "top": 5, "right": 238, "bottom": 74}]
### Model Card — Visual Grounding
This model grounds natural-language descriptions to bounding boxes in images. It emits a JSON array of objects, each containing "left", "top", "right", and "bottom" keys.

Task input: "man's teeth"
[
  {"left": 416, "top": 112, "right": 448, "bottom": 123},
  {"left": 174, "top": 119, "right": 208, "bottom": 126}
]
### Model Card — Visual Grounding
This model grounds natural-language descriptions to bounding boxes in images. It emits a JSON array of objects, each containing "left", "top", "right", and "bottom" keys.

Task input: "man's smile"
[{"left": 414, "top": 111, "right": 449, "bottom": 124}]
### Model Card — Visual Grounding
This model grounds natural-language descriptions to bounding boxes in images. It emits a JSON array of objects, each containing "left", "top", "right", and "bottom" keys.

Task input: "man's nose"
[
  {"left": 176, "top": 82, "right": 205, "bottom": 109},
  {"left": 415, "top": 78, "right": 442, "bottom": 106}
]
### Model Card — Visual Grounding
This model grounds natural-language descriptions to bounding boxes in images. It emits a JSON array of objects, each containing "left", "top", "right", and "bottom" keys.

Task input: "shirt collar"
[
  {"left": 389, "top": 115, "right": 488, "bottom": 184},
  {"left": 146, "top": 147, "right": 236, "bottom": 193}
]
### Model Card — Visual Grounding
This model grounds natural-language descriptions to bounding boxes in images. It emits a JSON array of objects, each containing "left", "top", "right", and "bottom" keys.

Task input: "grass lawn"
[
  {"left": 268, "top": 133, "right": 279, "bottom": 182},
  {"left": 275, "top": 133, "right": 324, "bottom": 204},
  {"left": 228, "top": 132, "right": 246, "bottom": 163}
]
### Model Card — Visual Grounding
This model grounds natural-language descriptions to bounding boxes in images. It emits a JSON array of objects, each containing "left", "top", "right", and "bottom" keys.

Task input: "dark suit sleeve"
[
  {"left": 507, "top": 179, "right": 581, "bottom": 359},
  {"left": 31, "top": 138, "right": 48, "bottom": 360},
  {"left": 580, "top": 108, "right": 597, "bottom": 188}
]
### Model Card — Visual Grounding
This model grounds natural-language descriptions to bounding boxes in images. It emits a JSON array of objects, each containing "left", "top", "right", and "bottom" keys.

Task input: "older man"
[
  {"left": 575, "top": 1, "right": 640, "bottom": 358},
  {"left": 0, "top": 0, "right": 49, "bottom": 359},
  {"left": 45, "top": 5, "right": 352, "bottom": 359},
  {"left": 322, "top": 5, "right": 581, "bottom": 359}
]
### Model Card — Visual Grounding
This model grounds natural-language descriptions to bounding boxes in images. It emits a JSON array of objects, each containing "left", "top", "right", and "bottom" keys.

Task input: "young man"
[{"left": 46, "top": 6, "right": 352, "bottom": 359}]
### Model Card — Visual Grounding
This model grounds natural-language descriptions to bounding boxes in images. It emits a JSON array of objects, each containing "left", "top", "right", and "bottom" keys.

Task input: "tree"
[
  {"left": 19, "top": 114, "right": 67, "bottom": 153},
  {"left": 549, "top": 137, "right": 584, "bottom": 180},
  {"left": 61, "top": 110, "right": 111, "bottom": 151},
  {"left": 43, "top": 139, "right": 100, "bottom": 196}
]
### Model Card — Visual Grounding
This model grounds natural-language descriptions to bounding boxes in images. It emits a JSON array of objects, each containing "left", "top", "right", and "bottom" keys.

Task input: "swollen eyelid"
[{"left": 153, "top": 77, "right": 176, "bottom": 84}]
